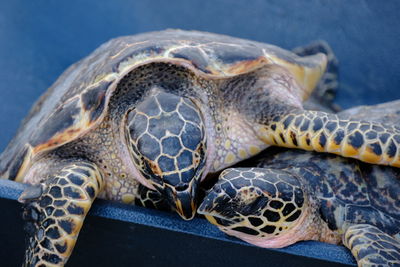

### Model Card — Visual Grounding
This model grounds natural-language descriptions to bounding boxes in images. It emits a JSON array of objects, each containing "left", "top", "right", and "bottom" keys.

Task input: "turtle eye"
[{"left": 126, "top": 91, "right": 207, "bottom": 219}]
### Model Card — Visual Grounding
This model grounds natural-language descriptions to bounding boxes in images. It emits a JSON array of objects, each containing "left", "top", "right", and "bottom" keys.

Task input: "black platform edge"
[{"left": 0, "top": 179, "right": 356, "bottom": 266}]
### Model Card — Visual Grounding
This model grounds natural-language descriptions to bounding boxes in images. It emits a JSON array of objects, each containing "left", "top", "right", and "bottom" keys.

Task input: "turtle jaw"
[
  {"left": 168, "top": 187, "right": 197, "bottom": 220},
  {"left": 160, "top": 176, "right": 200, "bottom": 220},
  {"left": 200, "top": 208, "right": 312, "bottom": 249}
]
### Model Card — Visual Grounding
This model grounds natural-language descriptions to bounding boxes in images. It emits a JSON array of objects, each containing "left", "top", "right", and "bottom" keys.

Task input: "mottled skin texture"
[
  {"left": 20, "top": 159, "right": 104, "bottom": 266},
  {"left": 0, "top": 30, "right": 399, "bottom": 266},
  {"left": 199, "top": 100, "right": 400, "bottom": 267}
]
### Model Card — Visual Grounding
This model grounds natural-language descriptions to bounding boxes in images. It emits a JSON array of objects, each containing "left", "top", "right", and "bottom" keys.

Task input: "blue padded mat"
[{"left": 1, "top": 0, "right": 400, "bottom": 266}]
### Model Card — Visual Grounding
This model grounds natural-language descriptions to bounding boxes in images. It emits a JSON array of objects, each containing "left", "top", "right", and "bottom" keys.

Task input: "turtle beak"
[
  {"left": 197, "top": 187, "right": 239, "bottom": 221},
  {"left": 197, "top": 192, "right": 237, "bottom": 228},
  {"left": 197, "top": 189, "right": 220, "bottom": 216},
  {"left": 164, "top": 180, "right": 199, "bottom": 220},
  {"left": 174, "top": 191, "right": 197, "bottom": 220}
]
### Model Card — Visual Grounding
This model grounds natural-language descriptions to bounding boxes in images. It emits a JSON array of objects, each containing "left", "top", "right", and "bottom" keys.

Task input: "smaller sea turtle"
[{"left": 198, "top": 100, "right": 400, "bottom": 267}]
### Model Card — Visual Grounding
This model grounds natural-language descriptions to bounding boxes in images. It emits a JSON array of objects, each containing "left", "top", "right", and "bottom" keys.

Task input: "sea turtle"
[
  {"left": 1, "top": 29, "right": 400, "bottom": 266},
  {"left": 198, "top": 100, "right": 400, "bottom": 266},
  {"left": 133, "top": 39, "right": 341, "bottom": 212}
]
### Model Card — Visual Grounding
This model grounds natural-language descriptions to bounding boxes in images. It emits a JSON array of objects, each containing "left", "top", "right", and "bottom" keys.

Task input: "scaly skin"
[
  {"left": 20, "top": 159, "right": 104, "bottom": 266},
  {"left": 126, "top": 91, "right": 206, "bottom": 219},
  {"left": 256, "top": 109, "right": 400, "bottom": 167},
  {"left": 344, "top": 224, "right": 400, "bottom": 267}
]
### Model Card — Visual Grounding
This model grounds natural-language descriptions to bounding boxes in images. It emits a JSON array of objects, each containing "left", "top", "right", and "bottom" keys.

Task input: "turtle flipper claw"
[
  {"left": 294, "top": 41, "right": 341, "bottom": 112},
  {"left": 21, "top": 160, "right": 104, "bottom": 267},
  {"left": 19, "top": 184, "right": 43, "bottom": 202},
  {"left": 343, "top": 224, "right": 400, "bottom": 267}
]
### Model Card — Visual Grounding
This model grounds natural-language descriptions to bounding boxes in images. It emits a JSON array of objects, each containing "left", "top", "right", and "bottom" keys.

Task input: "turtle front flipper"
[
  {"left": 19, "top": 160, "right": 104, "bottom": 266},
  {"left": 343, "top": 224, "right": 400, "bottom": 267},
  {"left": 256, "top": 109, "right": 400, "bottom": 167}
]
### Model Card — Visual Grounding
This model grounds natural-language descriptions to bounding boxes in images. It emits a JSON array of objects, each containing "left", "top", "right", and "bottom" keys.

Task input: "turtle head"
[
  {"left": 198, "top": 168, "right": 311, "bottom": 248},
  {"left": 126, "top": 91, "right": 207, "bottom": 220}
]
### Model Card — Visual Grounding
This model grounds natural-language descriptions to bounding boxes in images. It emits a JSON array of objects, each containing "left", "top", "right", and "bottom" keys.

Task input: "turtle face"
[
  {"left": 126, "top": 91, "right": 207, "bottom": 220},
  {"left": 198, "top": 168, "right": 307, "bottom": 247}
]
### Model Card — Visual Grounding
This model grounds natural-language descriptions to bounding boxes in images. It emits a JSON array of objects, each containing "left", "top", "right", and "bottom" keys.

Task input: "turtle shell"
[{"left": 0, "top": 29, "right": 326, "bottom": 182}]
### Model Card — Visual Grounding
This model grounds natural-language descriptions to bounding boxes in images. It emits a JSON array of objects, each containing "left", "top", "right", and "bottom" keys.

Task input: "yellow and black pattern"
[
  {"left": 198, "top": 167, "right": 305, "bottom": 238},
  {"left": 259, "top": 109, "right": 400, "bottom": 167},
  {"left": 20, "top": 161, "right": 104, "bottom": 266},
  {"left": 343, "top": 224, "right": 400, "bottom": 267},
  {"left": 126, "top": 91, "right": 206, "bottom": 219}
]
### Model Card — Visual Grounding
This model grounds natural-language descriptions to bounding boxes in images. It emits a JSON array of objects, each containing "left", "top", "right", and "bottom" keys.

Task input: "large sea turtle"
[
  {"left": 199, "top": 100, "right": 400, "bottom": 266},
  {"left": 1, "top": 30, "right": 399, "bottom": 266}
]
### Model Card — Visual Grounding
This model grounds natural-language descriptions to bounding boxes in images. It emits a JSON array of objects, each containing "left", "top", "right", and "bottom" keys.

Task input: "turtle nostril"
[{"left": 175, "top": 184, "right": 189, "bottom": 192}]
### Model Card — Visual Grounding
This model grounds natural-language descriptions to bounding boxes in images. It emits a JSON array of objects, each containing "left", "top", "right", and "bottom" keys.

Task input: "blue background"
[{"left": 0, "top": 1, "right": 399, "bottom": 265}]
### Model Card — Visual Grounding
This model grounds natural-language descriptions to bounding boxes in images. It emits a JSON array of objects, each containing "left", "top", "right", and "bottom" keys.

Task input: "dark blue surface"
[{"left": 1, "top": 1, "right": 400, "bottom": 266}]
